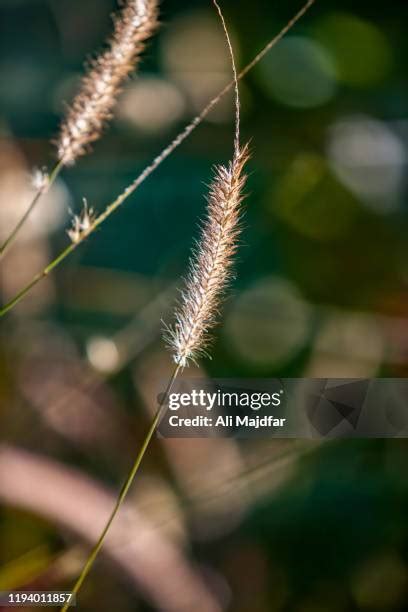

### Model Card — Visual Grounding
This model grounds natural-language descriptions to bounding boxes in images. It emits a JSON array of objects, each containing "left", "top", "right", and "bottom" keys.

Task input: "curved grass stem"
[
  {"left": 0, "top": 161, "right": 63, "bottom": 260},
  {"left": 0, "top": 0, "right": 315, "bottom": 318},
  {"left": 60, "top": 364, "right": 181, "bottom": 612}
]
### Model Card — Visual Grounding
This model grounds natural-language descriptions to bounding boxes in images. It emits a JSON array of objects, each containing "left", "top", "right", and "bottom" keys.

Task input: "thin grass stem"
[
  {"left": 0, "top": 161, "right": 63, "bottom": 260},
  {"left": 60, "top": 363, "right": 181, "bottom": 612}
]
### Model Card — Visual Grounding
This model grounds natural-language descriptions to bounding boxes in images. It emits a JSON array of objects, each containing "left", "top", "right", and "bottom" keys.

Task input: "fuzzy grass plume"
[
  {"left": 57, "top": 0, "right": 159, "bottom": 165},
  {"left": 166, "top": 0, "right": 249, "bottom": 368},
  {"left": 167, "top": 145, "right": 249, "bottom": 367}
]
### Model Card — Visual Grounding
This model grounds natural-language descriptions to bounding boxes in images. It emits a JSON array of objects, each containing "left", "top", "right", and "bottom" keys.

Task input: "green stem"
[
  {"left": 0, "top": 239, "right": 77, "bottom": 316},
  {"left": 60, "top": 364, "right": 181, "bottom": 612},
  {"left": 0, "top": 161, "right": 63, "bottom": 260}
]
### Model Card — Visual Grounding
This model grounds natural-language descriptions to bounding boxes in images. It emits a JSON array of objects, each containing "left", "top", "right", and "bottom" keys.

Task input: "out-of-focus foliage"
[{"left": 1, "top": 0, "right": 408, "bottom": 610}]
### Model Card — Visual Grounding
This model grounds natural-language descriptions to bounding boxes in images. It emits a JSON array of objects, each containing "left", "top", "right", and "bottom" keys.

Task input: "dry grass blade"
[{"left": 0, "top": 445, "right": 221, "bottom": 612}]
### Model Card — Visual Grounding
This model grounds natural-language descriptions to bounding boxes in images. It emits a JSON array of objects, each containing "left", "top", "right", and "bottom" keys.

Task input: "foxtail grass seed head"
[
  {"left": 167, "top": 145, "right": 249, "bottom": 368},
  {"left": 67, "top": 199, "right": 96, "bottom": 244},
  {"left": 57, "top": 0, "right": 159, "bottom": 166}
]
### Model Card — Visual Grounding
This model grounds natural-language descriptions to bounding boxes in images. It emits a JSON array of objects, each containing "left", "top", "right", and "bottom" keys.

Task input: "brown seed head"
[
  {"left": 167, "top": 145, "right": 249, "bottom": 367},
  {"left": 57, "top": 0, "right": 159, "bottom": 165}
]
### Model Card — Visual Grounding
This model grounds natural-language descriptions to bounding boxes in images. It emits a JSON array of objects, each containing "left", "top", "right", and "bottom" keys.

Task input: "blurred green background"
[{"left": 1, "top": 0, "right": 408, "bottom": 610}]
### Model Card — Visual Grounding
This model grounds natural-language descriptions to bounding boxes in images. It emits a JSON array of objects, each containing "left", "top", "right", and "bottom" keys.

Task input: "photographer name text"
[{"left": 167, "top": 414, "right": 286, "bottom": 429}]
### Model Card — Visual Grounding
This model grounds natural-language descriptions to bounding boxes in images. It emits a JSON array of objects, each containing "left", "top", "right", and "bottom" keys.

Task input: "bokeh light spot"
[
  {"left": 118, "top": 77, "right": 186, "bottom": 134},
  {"left": 274, "top": 153, "right": 359, "bottom": 241},
  {"left": 352, "top": 553, "right": 407, "bottom": 610},
  {"left": 308, "top": 311, "right": 384, "bottom": 378},
  {"left": 225, "top": 277, "right": 311, "bottom": 368},
  {"left": 161, "top": 10, "right": 237, "bottom": 122},
  {"left": 327, "top": 115, "right": 406, "bottom": 212},
  {"left": 257, "top": 36, "right": 337, "bottom": 108},
  {"left": 315, "top": 13, "right": 392, "bottom": 87},
  {"left": 87, "top": 336, "right": 120, "bottom": 374}
]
